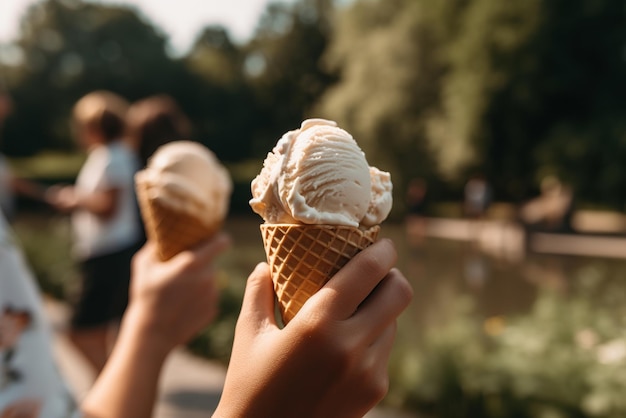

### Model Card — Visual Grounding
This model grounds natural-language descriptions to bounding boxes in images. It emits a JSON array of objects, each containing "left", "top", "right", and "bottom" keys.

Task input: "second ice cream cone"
[
  {"left": 136, "top": 178, "right": 222, "bottom": 261},
  {"left": 260, "top": 223, "right": 380, "bottom": 324},
  {"left": 133, "top": 140, "right": 232, "bottom": 261}
]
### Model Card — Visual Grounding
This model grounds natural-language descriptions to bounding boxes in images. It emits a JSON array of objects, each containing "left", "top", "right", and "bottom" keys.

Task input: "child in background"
[
  {"left": 126, "top": 94, "right": 193, "bottom": 167},
  {"left": 46, "top": 90, "right": 143, "bottom": 374}
]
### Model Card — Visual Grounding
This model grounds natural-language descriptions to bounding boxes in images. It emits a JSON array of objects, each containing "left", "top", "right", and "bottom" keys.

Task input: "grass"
[{"left": 8, "top": 151, "right": 86, "bottom": 180}]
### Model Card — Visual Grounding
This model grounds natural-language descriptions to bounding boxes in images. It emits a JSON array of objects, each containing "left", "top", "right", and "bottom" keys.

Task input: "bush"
[
  {"left": 386, "top": 265, "right": 626, "bottom": 418},
  {"left": 11, "top": 214, "right": 78, "bottom": 300}
]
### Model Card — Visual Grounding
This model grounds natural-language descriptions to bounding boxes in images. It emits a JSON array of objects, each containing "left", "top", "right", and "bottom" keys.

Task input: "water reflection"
[{"left": 396, "top": 218, "right": 626, "bottom": 317}]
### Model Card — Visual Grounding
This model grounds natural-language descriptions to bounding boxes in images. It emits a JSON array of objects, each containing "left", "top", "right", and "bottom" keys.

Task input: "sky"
[{"left": 0, "top": 0, "right": 295, "bottom": 54}]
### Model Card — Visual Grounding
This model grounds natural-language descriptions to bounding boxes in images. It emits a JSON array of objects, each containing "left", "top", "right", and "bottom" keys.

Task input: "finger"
[
  {"left": 369, "top": 320, "right": 397, "bottom": 363},
  {"left": 331, "top": 323, "right": 397, "bottom": 418},
  {"left": 237, "top": 263, "right": 278, "bottom": 330},
  {"left": 367, "top": 321, "right": 397, "bottom": 394},
  {"left": 316, "top": 239, "right": 398, "bottom": 319},
  {"left": 351, "top": 269, "right": 413, "bottom": 343},
  {"left": 131, "top": 241, "right": 157, "bottom": 272}
]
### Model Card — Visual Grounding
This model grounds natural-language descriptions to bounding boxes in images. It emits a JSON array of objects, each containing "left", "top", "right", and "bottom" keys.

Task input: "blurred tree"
[
  {"left": 315, "top": 0, "right": 441, "bottom": 205},
  {"left": 438, "top": 0, "right": 626, "bottom": 205},
  {"left": 244, "top": 0, "right": 338, "bottom": 156},
  {"left": 1, "top": 0, "right": 190, "bottom": 155},
  {"left": 318, "top": 0, "right": 626, "bottom": 208},
  {"left": 183, "top": 26, "right": 259, "bottom": 161},
  {"left": 516, "top": 0, "right": 626, "bottom": 207}
]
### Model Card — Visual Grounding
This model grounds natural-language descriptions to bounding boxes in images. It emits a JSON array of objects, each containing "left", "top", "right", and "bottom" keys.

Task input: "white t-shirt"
[
  {"left": 72, "top": 141, "right": 141, "bottom": 260},
  {"left": 0, "top": 212, "right": 76, "bottom": 417}
]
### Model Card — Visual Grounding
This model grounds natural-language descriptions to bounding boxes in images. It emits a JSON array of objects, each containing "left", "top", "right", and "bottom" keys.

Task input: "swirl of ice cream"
[
  {"left": 250, "top": 119, "right": 392, "bottom": 227},
  {"left": 136, "top": 141, "right": 232, "bottom": 227}
]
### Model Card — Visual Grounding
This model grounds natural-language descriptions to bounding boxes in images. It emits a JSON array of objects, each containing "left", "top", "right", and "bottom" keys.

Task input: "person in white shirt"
[
  {"left": 0, "top": 210, "right": 76, "bottom": 418},
  {"left": 46, "top": 91, "right": 143, "bottom": 374}
]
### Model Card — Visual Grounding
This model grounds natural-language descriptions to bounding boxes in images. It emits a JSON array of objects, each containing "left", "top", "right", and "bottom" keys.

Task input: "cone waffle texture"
[
  {"left": 136, "top": 179, "right": 222, "bottom": 261},
  {"left": 260, "top": 223, "right": 380, "bottom": 324}
]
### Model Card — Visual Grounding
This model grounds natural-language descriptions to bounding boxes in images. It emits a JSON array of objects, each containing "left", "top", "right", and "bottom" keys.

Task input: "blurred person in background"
[
  {"left": 519, "top": 175, "right": 574, "bottom": 233},
  {"left": 0, "top": 209, "right": 77, "bottom": 418},
  {"left": 464, "top": 173, "right": 492, "bottom": 220},
  {"left": 126, "top": 94, "right": 193, "bottom": 168},
  {"left": 46, "top": 90, "right": 143, "bottom": 374},
  {"left": 125, "top": 94, "right": 194, "bottom": 244}
]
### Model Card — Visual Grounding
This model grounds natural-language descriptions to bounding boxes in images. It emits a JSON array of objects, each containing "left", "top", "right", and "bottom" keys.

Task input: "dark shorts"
[{"left": 70, "top": 242, "right": 141, "bottom": 329}]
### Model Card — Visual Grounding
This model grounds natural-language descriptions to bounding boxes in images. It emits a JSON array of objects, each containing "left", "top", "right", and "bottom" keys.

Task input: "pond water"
[{"left": 389, "top": 219, "right": 622, "bottom": 306}]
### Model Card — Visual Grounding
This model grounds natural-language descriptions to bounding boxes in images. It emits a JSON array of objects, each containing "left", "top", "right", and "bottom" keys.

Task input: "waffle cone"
[
  {"left": 260, "top": 223, "right": 380, "bottom": 324},
  {"left": 135, "top": 178, "right": 222, "bottom": 261}
]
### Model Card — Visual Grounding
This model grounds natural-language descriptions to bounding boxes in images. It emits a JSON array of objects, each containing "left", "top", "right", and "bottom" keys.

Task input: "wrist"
[{"left": 119, "top": 304, "right": 173, "bottom": 361}]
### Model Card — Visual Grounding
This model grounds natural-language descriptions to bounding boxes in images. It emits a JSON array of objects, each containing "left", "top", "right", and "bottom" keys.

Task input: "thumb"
[{"left": 237, "top": 262, "right": 278, "bottom": 330}]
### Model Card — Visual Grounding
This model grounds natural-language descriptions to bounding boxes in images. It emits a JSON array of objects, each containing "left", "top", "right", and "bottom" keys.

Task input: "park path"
[{"left": 45, "top": 298, "right": 417, "bottom": 418}]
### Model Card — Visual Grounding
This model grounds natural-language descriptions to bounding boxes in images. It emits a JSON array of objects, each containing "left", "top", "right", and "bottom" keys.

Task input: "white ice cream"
[
  {"left": 250, "top": 119, "right": 392, "bottom": 227},
  {"left": 136, "top": 140, "right": 232, "bottom": 227}
]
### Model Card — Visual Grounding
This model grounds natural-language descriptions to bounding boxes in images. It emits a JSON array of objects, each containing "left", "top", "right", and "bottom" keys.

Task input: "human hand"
[
  {"left": 81, "top": 234, "right": 231, "bottom": 418},
  {"left": 45, "top": 184, "right": 77, "bottom": 212},
  {"left": 125, "top": 234, "right": 231, "bottom": 354},
  {"left": 1, "top": 399, "right": 41, "bottom": 418},
  {"left": 214, "top": 239, "right": 413, "bottom": 418}
]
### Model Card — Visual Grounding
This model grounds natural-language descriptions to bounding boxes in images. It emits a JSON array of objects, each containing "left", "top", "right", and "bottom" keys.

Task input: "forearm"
[
  {"left": 76, "top": 189, "right": 119, "bottom": 219},
  {"left": 11, "top": 177, "right": 46, "bottom": 200},
  {"left": 81, "top": 306, "right": 170, "bottom": 418}
]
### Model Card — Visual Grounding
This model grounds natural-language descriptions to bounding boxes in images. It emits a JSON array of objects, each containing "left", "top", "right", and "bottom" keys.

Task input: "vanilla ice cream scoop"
[
  {"left": 137, "top": 140, "right": 232, "bottom": 227},
  {"left": 250, "top": 119, "right": 392, "bottom": 227}
]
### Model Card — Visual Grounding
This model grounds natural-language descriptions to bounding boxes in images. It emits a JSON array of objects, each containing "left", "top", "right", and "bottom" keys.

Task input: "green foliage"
[
  {"left": 11, "top": 215, "right": 78, "bottom": 300},
  {"left": 319, "top": 0, "right": 626, "bottom": 207},
  {"left": 245, "top": 0, "right": 338, "bottom": 156},
  {"left": 387, "top": 264, "right": 626, "bottom": 418},
  {"left": 1, "top": 0, "right": 191, "bottom": 154},
  {"left": 182, "top": 26, "right": 260, "bottom": 162},
  {"left": 317, "top": 0, "right": 438, "bottom": 195},
  {"left": 8, "top": 151, "right": 85, "bottom": 180}
]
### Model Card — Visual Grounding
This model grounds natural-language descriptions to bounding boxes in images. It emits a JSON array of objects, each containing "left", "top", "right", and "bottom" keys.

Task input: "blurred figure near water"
[
  {"left": 464, "top": 174, "right": 492, "bottom": 220},
  {"left": 46, "top": 91, "right": 143, "bottom": 374},
  {"left": 519, "top": 175, "right": 574, "bottom": 233}
]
